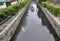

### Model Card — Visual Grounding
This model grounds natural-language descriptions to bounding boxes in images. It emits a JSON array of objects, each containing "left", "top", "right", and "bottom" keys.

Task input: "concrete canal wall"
[
  {"left": 38, "top": 4, "right": 60, "bottom": 38},
  {"left": 0, "top": 1, "right": 30, "bottom": 41}
]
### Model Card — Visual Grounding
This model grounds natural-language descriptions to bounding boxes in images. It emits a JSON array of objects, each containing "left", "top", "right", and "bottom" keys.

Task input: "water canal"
[{"left": 10, "top": 1, "right": 60, "bottom": 41}]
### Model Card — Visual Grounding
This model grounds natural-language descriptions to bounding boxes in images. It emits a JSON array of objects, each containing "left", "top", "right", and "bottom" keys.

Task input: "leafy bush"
[
  {"left": 0, "top": 2, "right": 4, "bottom": 5},
  {"left": 37, "top": 0, "right": 50, "bottom": 3},
  {"left": 41, "top": 1, "right": 60, "bottom": 16},
  {"left": 0, "top": 18, "right": 2, "bottom": 22},
  {"left": 0, "top": 0, "right": 28, "bottom": 22}
]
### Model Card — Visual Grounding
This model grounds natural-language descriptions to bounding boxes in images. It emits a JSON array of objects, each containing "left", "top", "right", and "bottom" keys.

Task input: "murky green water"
[{"left": 10, "top": 1, "right": 60, "bottom": 41}]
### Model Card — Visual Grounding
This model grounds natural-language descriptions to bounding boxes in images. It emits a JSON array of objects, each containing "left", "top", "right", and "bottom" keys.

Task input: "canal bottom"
[{"left": 10, "top": 1, "right": 60, "bottom": 41}]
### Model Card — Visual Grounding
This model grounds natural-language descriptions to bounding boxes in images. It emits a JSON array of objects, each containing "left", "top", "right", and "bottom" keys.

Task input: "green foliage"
[
  {"left": 0, "top": 11, "right": 7, "bottom": 19},
  {"left": 0, "top": 0, "right": 28, "bottom": 22},
  {"left": 37, "top": 0, "right": 48, "bottom": 3},
  {"left": 41, "top": 1, "right": 60, "bottom": 16},
  {"left": 0, "top": 18, "right": 2, "bottom": 22},
  {"left": 0, "top": 2, "right": 3, "bottom": 5}
]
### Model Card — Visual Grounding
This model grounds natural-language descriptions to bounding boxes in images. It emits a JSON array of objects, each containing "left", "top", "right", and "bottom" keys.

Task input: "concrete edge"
[{"left": 38, "top": 4, "right": 60, "bottom": 38}]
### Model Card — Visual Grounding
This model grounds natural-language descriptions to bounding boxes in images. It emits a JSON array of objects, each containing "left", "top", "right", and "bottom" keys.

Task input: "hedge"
[
  {"left": 41, "top": 1, "right": 60, "bottom": 16},
  {"left": 0, "top": 2, "right": 4, "bottom": 5},
  {"left": 37, "top": 0, "right": 50, "bottom": 3},
  {"left": 0, "top": 0, "right": 28, "bottom": 22}
]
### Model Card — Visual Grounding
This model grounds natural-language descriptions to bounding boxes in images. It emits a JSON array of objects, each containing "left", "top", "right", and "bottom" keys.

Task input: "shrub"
[
  {"left": 41, "top": 1, "right": 60, "bottom": 16},
  {"left": 0, "top": 11, "right": 7, "bottom": 19},
  {"left": 2, "top": 6, "right": 15, "bottom": 16},
  {"left": 0, "top": 0, "right": 28, "bottom": 22},
  {"left": 0, "top": 2, "right": 4, "bottom": 5},
  {"left": 0, "top": 18, "right": 2, "bottom": 22},
  {"left": 37, "top": 0, "right": 50, "bottom": 3},
  {"left": 58, "top": 9, "right": 60, "bottom": 16},
  {"left": 12, "top": 3, "right": 21, "bottom": 11}
]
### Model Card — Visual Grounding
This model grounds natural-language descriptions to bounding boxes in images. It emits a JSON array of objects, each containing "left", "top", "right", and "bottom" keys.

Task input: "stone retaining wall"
[
  {"left": 38, "top": 4, "right": 60, "bottom": 38},
  {"left": 0, "top": 1, "right": 30, "bottom": 41}
]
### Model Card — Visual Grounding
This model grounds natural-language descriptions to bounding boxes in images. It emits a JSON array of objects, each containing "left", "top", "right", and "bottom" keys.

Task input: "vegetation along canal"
[{"left": 10, "top": 1, "right": 60, "bottom": 41}]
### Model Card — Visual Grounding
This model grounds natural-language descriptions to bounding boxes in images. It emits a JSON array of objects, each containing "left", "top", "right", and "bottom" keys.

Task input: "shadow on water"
[{"left": 37, "top": 5, "right": 60, "bottom": 41}]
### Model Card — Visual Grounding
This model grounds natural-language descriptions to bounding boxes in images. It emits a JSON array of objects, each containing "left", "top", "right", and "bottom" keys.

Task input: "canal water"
[{"left": 10, "top": 1, "right": 60, "bottom": 41}]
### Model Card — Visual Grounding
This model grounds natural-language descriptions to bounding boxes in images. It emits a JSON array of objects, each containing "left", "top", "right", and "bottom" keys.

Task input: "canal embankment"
[
  {"left": 37, "top": 4, "right": 60, "bottom": 38},
  {"left": 10, "top": 1, "right": 60, "bottom": 41},
  {"left": 0, "top": 0, "right": 31, "bottom": 41}
]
